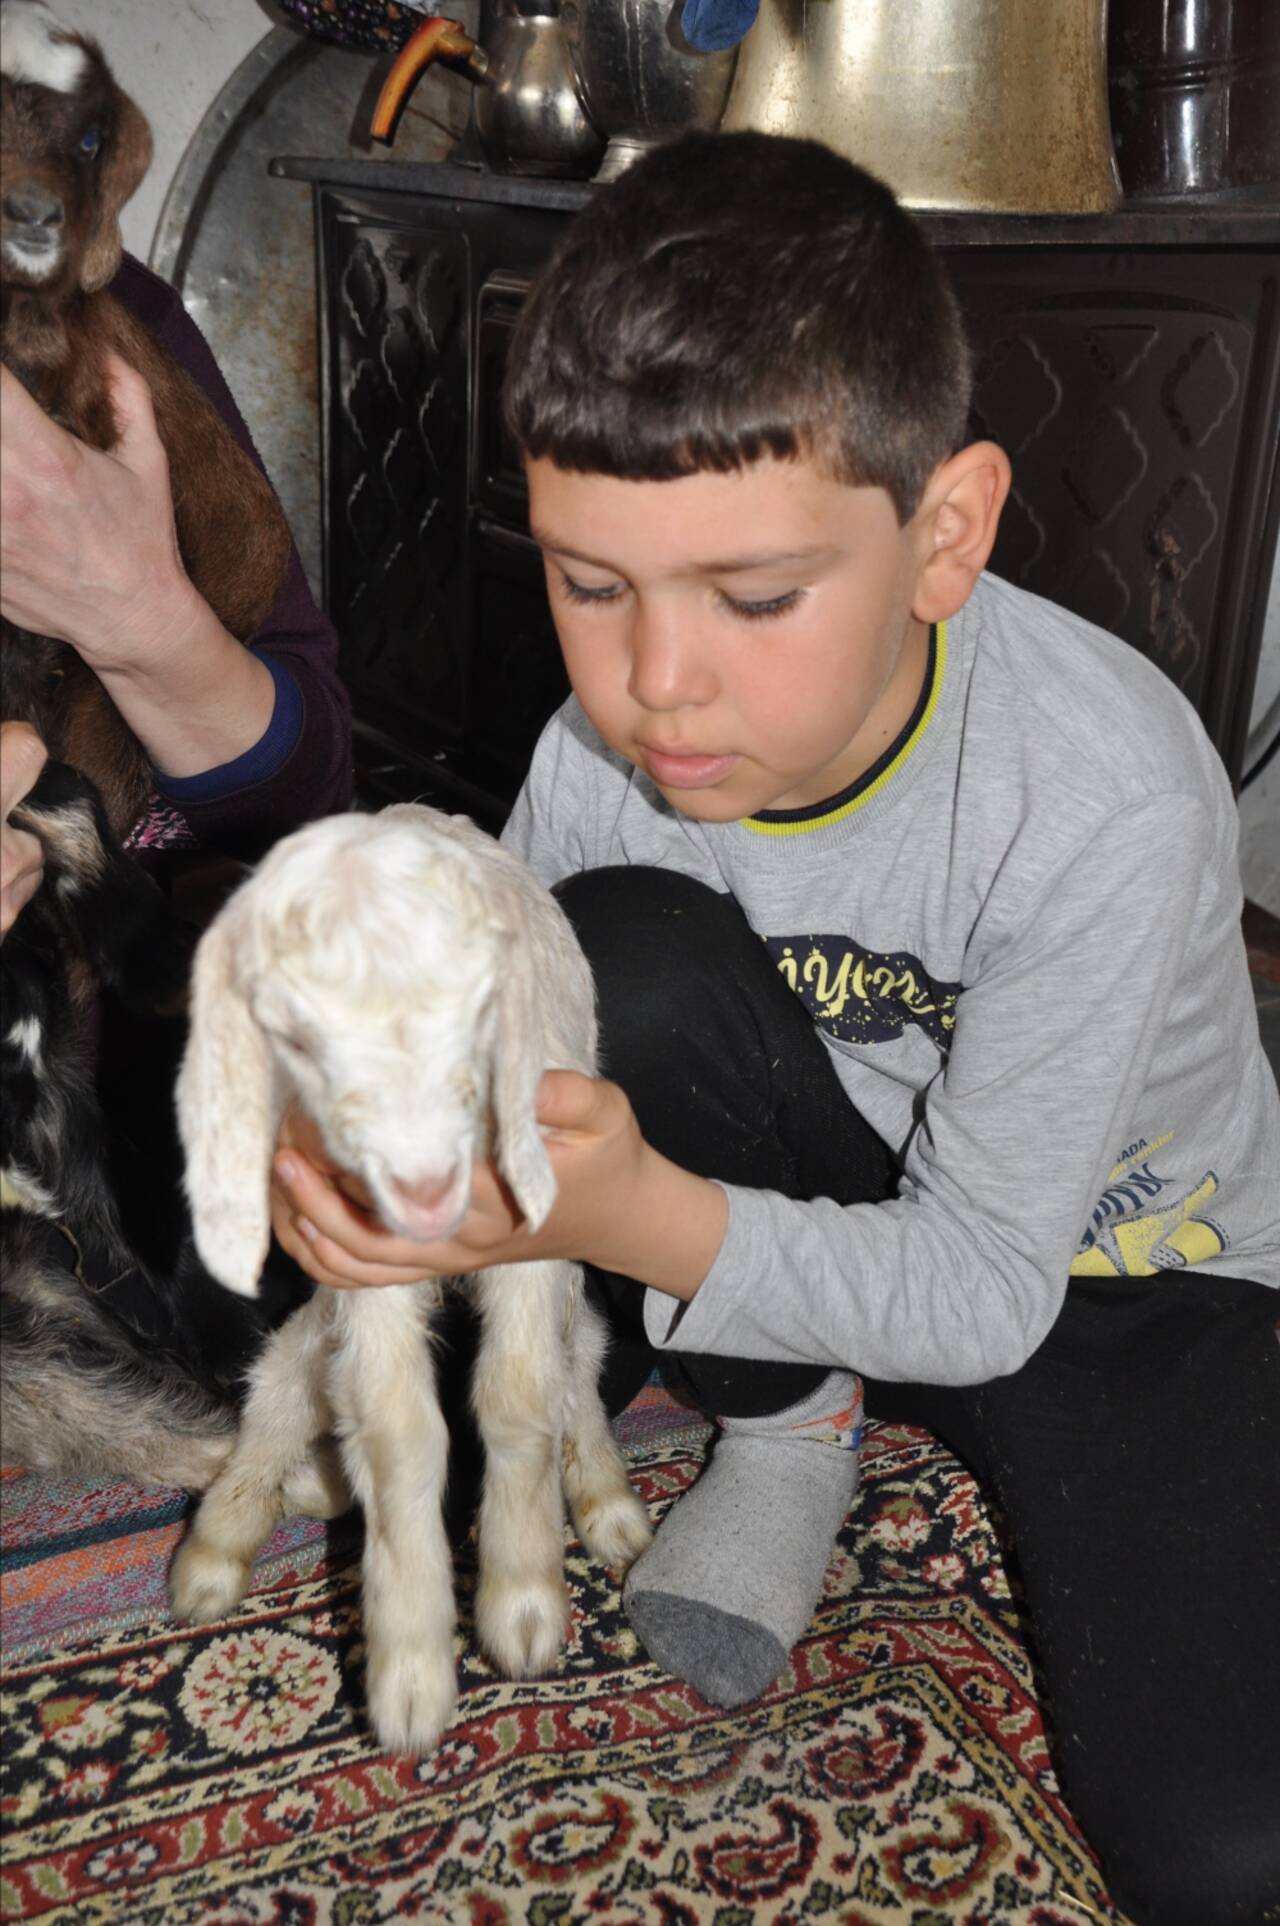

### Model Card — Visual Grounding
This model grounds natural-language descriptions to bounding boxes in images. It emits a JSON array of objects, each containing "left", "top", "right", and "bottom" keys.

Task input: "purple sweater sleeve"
[{"left": 111, "top": 254, "right": 353, "bottom": 850}]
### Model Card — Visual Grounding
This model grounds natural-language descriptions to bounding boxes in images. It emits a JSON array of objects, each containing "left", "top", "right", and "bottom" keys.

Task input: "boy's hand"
[{"left": 270, "top": 1072, "right": 727, "bottom": 1300}]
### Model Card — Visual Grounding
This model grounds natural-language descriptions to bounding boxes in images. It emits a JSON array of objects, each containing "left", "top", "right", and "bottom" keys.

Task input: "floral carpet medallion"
[{"left": 0, "top": 1398, "right": 1132, "bottom": 1923}]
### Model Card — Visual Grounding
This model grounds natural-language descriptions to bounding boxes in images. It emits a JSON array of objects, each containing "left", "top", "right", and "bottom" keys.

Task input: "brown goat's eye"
[{"left": 78, "top": 127, "right": 102, "bottom": 158}]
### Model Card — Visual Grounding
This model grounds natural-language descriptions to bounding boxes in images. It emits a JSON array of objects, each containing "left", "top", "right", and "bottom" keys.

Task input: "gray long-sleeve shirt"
[{"left": 502, "top": 571, "right": 1280, "bottom": 1385}]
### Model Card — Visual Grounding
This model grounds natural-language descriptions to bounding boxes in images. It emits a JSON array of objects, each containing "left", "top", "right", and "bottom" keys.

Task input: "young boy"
[{"left": 272, "top": 133, "right": 1280, "bottom": 1923}]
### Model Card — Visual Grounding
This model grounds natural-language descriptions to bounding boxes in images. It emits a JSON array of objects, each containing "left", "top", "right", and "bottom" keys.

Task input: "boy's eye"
[
  {"left": 556, "top": 569, "right": 624, "bottom": 607},
  {"left": 717, "top": 588, "right": 805, "bottom": 622}
]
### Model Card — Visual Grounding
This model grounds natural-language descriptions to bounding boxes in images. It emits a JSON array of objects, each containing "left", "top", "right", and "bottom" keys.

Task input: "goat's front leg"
[
  {"left": 561, "top": 1285, "right": 653, "bottom": 1570},
  {"left": 326, "top": 1284, "right": 457, "bottom": 1755},
  {"left": 171, "top": 1294, "right": 339, "bottom": 1624},
  {"left": 470, "top": 1260, "right": 575, "bottom": 1678}
]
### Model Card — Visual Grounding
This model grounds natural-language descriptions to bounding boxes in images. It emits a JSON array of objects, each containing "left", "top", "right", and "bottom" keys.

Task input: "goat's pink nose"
[{"left": 393, "top": 1169, "right": 460, "bottom": 1214}]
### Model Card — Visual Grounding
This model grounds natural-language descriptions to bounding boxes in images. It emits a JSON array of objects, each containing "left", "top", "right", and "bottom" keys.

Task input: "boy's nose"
[{"left": 626, "top": 606, "right": 716, "bottom": 712}]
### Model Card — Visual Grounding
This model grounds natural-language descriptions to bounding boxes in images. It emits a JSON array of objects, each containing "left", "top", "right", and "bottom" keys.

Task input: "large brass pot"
[{"left": 720, "top": 0, "right": 1120, "bottom": 213}]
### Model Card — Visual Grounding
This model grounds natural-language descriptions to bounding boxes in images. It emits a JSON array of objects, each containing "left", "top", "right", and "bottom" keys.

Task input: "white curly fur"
[{"left": 170, "top": 804, "right": 651, "bottom": 1755}]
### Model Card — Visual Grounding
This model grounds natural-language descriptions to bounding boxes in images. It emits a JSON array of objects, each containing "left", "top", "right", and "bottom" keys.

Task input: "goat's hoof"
[
  {"left": 169, "top": 1536, "right": 252, "bottom": 1625},
  {"left": 365, "top": 1645, "right": 457, "bottom": 1756},
  {"left": 281, "top": 1442, "right": 352, "bottom": 1520},
  {"left": 476, "top": 1571, "right": 570, "bottom": 1678},
  {"left": 575, "top": 1485, "right": 653, "bottom": 1573}
]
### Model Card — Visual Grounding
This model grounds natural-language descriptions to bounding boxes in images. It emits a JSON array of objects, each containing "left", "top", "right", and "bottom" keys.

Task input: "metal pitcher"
[
  {"left": 371, "top": 3, "right": 604, "bottom": 177},
  {"left": 720, "top": 0, "right": 1121, "bottom": 213}
]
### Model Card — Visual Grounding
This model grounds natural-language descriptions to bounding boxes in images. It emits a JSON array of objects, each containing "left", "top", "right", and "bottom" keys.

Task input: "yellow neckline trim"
[{"left": 742, "top": 621, "right": 948, "bottom": 838}]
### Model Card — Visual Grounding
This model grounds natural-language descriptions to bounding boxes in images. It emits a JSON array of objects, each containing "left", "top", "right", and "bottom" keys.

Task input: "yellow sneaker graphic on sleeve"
[{"left": 1072, "top": 1166, "right": 1226, "bottom": 1277}]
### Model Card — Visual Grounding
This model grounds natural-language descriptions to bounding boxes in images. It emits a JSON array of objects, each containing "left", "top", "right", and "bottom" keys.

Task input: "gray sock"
[{"left": 623, "top": 1370, "right": 863, "bottom": 1708}]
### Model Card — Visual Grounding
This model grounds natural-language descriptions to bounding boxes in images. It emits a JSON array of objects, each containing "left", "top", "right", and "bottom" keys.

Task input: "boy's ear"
[{"left": 910, "top": 442, "right": 1012, "bottom": 624}]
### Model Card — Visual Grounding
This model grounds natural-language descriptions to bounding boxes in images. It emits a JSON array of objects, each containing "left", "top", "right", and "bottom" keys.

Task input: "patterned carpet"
[{"left": 0, "top": 1390, "right": 1132, "bottom": 1924}]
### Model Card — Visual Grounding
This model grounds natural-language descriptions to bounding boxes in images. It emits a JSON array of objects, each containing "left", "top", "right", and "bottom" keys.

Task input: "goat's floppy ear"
[
  {"left": 176, "top": 902, "right": 278, "bottom": 1297},
  {"left": 489, "top": 883, "right": 557, "bottom": 1233},
  {"left": 80, "top": 81, "right": 152, "bottom": 292}
]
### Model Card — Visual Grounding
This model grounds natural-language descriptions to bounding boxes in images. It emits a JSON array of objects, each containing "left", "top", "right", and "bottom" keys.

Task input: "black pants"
[{"left": 559, "top": 864, "right": 1280, "bottom": 1926}]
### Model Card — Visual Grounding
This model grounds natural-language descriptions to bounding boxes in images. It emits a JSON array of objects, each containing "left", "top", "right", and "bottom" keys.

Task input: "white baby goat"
[{"left": 170, "top": 804, "right": 652, "bottom": 1755}]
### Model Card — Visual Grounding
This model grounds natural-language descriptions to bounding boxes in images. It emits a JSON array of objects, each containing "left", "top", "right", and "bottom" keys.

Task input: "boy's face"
[{"left": 527, "top": 455, "right": 929, "bottom": 822}]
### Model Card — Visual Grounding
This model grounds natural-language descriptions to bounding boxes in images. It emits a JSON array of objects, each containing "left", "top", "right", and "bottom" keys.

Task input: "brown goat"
[{"left": 0, "top": 0, "right": 291, "bottom": 835}]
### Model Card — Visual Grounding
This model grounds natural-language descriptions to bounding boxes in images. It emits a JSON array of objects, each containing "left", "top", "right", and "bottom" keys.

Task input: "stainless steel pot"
[
  {"left": 571, "top": 0, "right": 737, "bottom": 180},
  {"left": 720, "top": 0, "right": 1120, "bottom": 213}
]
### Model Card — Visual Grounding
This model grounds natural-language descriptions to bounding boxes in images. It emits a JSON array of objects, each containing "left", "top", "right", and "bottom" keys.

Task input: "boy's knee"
[
  {"left": 556, "top": 867, "right": 785, "bottom": 1148},
  {"left": 557, "top": 864, "right": 879, "bottom": 1199},
  {"left": 556, "top": 865, "right": 751, "bottom": 1030},
  {"left": 558, "top": 864, "right": 737, "bottom": 954}
]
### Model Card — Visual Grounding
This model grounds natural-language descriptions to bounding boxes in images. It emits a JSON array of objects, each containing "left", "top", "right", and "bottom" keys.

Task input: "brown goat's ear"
[{"left": 80, "top": 83, "right": 152, "bottom": 292}]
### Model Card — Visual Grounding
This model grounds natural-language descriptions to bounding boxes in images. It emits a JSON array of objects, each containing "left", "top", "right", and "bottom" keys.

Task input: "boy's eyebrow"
[{"left": 530, "top": 532, "right": 835, "bottom": 574}]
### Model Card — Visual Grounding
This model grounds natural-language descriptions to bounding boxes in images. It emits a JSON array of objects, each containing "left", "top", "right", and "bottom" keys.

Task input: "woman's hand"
[
  {"left": 0, "top": 722, "right": 49, "bottom": 938},
  {"left": 271, "top": 1071, "right": 728, "bottom": 1301},
  {"left": 0, "top": 356, "right": 276, "bottom": 777},
  {"left": 0, "top": 355, "right": 194, "bottom": 672}
]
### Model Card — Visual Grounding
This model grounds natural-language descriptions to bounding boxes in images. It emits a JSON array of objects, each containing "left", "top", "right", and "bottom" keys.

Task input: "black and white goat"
[{"left": 0, "top": 757, "right": 250, "bottom": 1489}]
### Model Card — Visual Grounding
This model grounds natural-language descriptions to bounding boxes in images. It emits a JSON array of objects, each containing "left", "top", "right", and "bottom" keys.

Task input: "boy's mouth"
[{"left": 640, "top": 747, "right": 741, "bottom": 790}]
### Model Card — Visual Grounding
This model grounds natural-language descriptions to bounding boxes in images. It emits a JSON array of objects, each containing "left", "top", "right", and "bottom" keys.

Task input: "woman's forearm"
[{"left": 93, "top": 576, "right": 277, "bottom": 779}]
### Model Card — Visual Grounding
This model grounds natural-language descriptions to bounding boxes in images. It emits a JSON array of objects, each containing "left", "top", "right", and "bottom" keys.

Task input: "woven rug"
[{"left": 0, "top": 1390, "right": 1132, "bottom": 1924}]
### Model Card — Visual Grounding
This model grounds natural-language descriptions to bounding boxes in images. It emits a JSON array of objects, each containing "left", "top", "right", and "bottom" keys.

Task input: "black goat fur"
[{"left": 0, "top": 762, "right": 302, "bottom": 1487}]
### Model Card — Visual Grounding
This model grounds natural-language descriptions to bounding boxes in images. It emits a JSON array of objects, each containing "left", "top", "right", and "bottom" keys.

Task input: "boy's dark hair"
[{"left": 504, "top": 131, "right": 973, "bottom": 525}]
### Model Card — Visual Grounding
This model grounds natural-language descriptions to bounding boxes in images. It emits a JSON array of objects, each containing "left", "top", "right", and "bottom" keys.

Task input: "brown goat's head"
[{"left": 0, "top": 1, "right": 151, "bottom": 304}]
